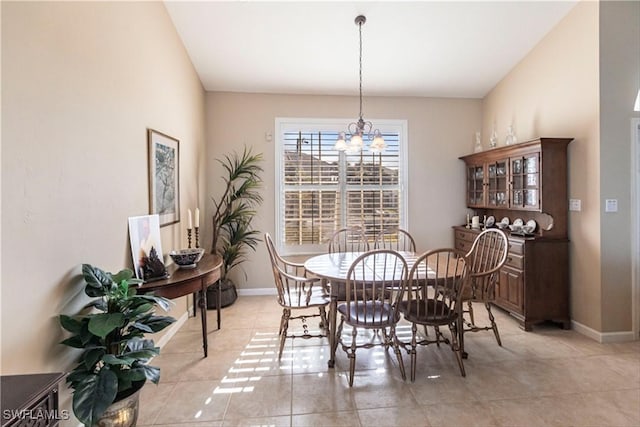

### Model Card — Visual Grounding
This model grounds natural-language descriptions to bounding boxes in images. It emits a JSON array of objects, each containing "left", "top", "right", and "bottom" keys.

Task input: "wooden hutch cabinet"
[{"left": 455, "top": 137, "right": 572, "bottom": 331}]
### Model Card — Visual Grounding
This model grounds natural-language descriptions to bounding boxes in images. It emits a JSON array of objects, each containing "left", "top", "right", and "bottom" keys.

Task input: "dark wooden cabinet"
[
  {"left": 454, "top": 226, "right": 570, "bottom": 331},
  {"left": 456, "top": 137, "right": 573, "bottom": 331},
  {"left": 1, "top": 373, "right": 66, "bottom": 427}
]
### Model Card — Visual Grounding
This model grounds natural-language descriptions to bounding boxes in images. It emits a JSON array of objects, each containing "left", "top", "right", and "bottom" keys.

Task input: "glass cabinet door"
[
  {"left": 487, "top": 159, "right": 508, "bottom": 207},
  {"left": 466, "top": 165, "right": 485, "bottom": 207},
  {"left": 510, "top": 153, "right": 540, "bottom": 210}
]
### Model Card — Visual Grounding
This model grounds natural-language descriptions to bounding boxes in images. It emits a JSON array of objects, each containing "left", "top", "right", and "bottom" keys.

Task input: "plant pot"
[
  {"left": 206, "top": 278, "right": 238, "bottom": 309},
  {"left": 96, "top": 386, "right": 141, "bottom": 427}
]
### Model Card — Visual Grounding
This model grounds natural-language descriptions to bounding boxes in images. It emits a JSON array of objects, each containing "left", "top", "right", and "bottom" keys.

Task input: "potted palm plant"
[
  {"left": 59, "top": 264, "right": 175, "bottom": 427},
  {"left": 208, "top": 147, "right": 263, "bottom": 308}
]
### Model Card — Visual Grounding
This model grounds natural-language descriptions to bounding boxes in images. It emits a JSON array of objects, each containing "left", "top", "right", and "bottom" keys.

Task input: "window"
[{"left": 275, "top": 118, "right": 408, "bottom": 255}]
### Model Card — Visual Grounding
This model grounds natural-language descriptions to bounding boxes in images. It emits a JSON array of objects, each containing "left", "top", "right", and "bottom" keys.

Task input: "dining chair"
[
  {"left": 374, "top": 228, "right": 417, "bottom": 252},
  {"left": 460, "top": 228, "right": 508, "bottom": 358},
  {"left": 398, "top": 248, "right": 469, "bottom": 380},
  {"left": 325, "top": 226, "right": 370, "bottom": 301},
  {"left": 265, "top": 233, "right": 330, "bottom": 359},
  {"left": 336, "top": 249, "right": 407, "bottom": 386},
  {"left": 327, "top": 226, "right": 370, "bottom": 253}
]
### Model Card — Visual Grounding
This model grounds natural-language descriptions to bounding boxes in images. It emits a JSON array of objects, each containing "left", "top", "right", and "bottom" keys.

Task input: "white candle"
[
  {"left": 187, "top": 209, "right": 193, "bottom": 229},
  {"left": 195, "top": 208, "right": 200, "bottom": 228}
]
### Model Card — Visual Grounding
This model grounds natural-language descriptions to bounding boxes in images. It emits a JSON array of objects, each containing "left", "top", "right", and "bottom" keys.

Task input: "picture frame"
[
  {"left": 148, "top": 128, "right": 180, "bottom": 227},
  {"left": 128, "top": 214, "right": 168, "bottom": 282}
]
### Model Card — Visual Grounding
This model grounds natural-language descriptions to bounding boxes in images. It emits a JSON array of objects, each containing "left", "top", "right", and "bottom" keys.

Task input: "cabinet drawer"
[
  {"left": 455, "top": 238, "right": 473, "bottom": 254},
  {"left": 455, "top": 229, "right": 477, "bottom": 243},
  {"left": 505, "top": 253, "right": 524, "bottom": 270},
  {"left": 508, "top": 240, "right": 524, "bottom": 255}
]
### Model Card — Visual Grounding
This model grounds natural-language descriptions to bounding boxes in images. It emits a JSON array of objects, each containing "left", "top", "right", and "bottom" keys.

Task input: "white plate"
[
  {"left": 526, "top": 219, "right": 537, "bottom": 232},
  {"left": 485, "top": 216, "right": 495, "bottom": 227},
  {"left": 500, "top": 217, "right": 510, "bottom": 225},
  {"left": 513, "top": 218, "right": 524, "bottom": 227}
]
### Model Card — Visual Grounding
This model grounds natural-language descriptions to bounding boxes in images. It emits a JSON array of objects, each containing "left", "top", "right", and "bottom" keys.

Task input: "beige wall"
[
  {"left": 599, "top": 0, "right": 640, "bottom": 332},
  {"left": 1, "top": 0, "right": 205, "bottom": 388},
  {"left": 205, "top": 92, "right": 482, "bottom": 289},
  {"left": 483, "top": 0, "right": 640, "bottom": 334}
]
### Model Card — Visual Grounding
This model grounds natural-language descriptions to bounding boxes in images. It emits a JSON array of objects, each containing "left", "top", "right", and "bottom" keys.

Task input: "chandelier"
[{"left": 334, "top": 15, "right": 386, "bottom": 154}]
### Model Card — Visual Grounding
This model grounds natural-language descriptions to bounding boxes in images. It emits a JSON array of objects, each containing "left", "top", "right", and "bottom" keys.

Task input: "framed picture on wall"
[
  {"left": 148, "top": 128, "right": 179, "bottom": 227},
  {"left": 128, "top": 214, "right": 168, "bottom": 282}
]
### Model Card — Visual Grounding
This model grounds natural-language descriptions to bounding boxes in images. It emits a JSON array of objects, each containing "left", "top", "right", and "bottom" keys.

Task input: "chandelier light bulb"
[
  {"left": 334, "top": 132, "right": 348, "bottom": 151},
  {"left": 370, "top": 130, "right": 386, "bottom": 153},
  {"left": 350, "top": 132, "right": 364, "bottom": 151}
]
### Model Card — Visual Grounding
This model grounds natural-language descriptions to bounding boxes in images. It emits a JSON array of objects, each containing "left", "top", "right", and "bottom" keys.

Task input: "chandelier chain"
[{"left": 358, "top": 19, "right": 363, "bottom": 122}]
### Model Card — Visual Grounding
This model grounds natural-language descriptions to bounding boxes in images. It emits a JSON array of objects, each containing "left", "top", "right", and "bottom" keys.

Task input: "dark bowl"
[{"left": 169, "top": 248, "right": 205, "bottom": 268}]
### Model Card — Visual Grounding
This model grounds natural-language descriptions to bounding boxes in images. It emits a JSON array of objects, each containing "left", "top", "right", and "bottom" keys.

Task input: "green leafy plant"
[
  {"left": 59, "top": 264, "right": 175, "bottom": 426},
  {"left": 210, "top": 147, "right": 264, "bottom": 280}
]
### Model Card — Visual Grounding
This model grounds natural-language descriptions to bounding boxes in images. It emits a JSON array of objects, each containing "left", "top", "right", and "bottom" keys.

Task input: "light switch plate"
[
  {"left": 569, "top": 199, "right": 581, "bottom": 211},
  {"left": 605, "top": 199, "right": 618, "bottom": 212}
]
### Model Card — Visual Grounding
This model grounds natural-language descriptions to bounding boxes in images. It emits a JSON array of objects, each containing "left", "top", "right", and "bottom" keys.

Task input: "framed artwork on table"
[
  {"left": 128, "top": 214, "right": 168, "bottom": 282},
  {"left": 148, "top": 128, "right": 179, "bottom": 227}
]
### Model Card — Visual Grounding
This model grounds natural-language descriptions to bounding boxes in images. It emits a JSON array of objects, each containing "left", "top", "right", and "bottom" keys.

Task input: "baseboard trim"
[
  {"left": 156, "top": 310, "right": 189, "bottom": 349},
  {"left": 571, "top": 320, "right": 637, "bottom": 343},
  {"left": 237, "top": 288, "right": 277, "bottom": 296}
]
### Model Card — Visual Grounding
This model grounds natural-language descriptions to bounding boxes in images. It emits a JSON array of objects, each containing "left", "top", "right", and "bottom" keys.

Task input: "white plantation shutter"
[{"left": 276, "top": 118, "right": 407, "bottom": 255}]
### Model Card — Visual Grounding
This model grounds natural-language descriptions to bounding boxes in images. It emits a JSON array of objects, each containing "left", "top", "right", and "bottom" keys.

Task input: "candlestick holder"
[
  {"left": 195, "top": 227, "right": 200, "bottom": 248},
  {"left": 187, "top": 228, "right": 192, "bottom": 249}
]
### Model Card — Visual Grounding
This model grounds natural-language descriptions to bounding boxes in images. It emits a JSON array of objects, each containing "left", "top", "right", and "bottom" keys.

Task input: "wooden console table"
[
  {"left": 137, "top": 253, "right": 222, "bottom": 357},
  {"left": 1, "top": 372, "right": 66, "bottom": 426}
]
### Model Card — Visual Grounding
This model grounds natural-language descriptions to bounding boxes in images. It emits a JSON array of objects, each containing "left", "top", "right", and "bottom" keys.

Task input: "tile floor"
[{"left": 139, "top": 296, "right": 640, "bottom": 427}]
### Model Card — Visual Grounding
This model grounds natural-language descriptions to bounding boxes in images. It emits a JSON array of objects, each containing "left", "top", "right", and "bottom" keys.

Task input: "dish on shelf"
[
  {"left": 485, "top": 216, "right": 495, "bottom": 228},
  {"left": 496, "top": 222, "right": 509, "bottom": 230},
  {"left": 513, "top": 218, "right": 524, "bottom": 227},
  {"left": 526, "top": 219, "right": 537, "bottom": 232},
  {"left": 500, "top": 217, "right": 510, "bottom": 225}
]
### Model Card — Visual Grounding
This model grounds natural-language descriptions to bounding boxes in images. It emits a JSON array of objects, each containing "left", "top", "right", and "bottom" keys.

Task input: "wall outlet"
[{"left": 569, "top": 199, "right": 581, "bottom": 211}]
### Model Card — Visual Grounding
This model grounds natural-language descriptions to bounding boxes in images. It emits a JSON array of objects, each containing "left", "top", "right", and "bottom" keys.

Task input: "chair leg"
[
  {"left": 392, "top": 325, "right": 406, "bottom": 382},
  {"left": 319, "top": 306, "right": 328, "bottom": 331},
  {"left": 449, "top": 321, "right": 466, "bottom": 377},
  {"left": 348, "top": 326, "right": 358, "bottom": 387},
  {"left": 410, "top": 323, "right": 418, "bottom": 382},
  {"left": 434, "top": 326, "right": 442, "bottom": 347},
  {"left": 278, "top": 309, "right": 286, "bottom": 336},
  {"left": 278, "top": 309, "right": 290, "bottom": 359},
  {"left": 334, "top": 316, "right": 344, "bottom": 364},
  {"left": 423, "top": 325, "right": 430, "bottom": 337},
  {"left": 459, "top": 312, "right": 468, "bottom": 360},
  {"left": 467, "top": 300, "right": 475, "bottom": 326},
  {"left": 485, "top": 302, "right": 502, "bottom": 346}
]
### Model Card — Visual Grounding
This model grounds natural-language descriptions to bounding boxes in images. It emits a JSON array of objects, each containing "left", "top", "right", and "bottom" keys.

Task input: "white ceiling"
[{"left": 164, "top": 1, "right": 578, "bottom": 99}]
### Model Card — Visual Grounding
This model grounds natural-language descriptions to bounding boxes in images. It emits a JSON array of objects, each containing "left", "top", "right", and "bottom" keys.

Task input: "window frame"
[{"left": 275, "top": 117, "right": 408, "bottom": 255}]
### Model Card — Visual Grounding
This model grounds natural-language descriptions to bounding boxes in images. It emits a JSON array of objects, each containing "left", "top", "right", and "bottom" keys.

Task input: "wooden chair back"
[
  {"left": 343, "top": 249, "right": 407, "bottom": 325},
  {"left": 375, "top": 228, "right": 417, "bottom": 252},
  {"left": 328, "top": 226, "right": 369, "bottom": 253},
  {"left": 464, "top": 229, "right": 508, "bottom": 301}
]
